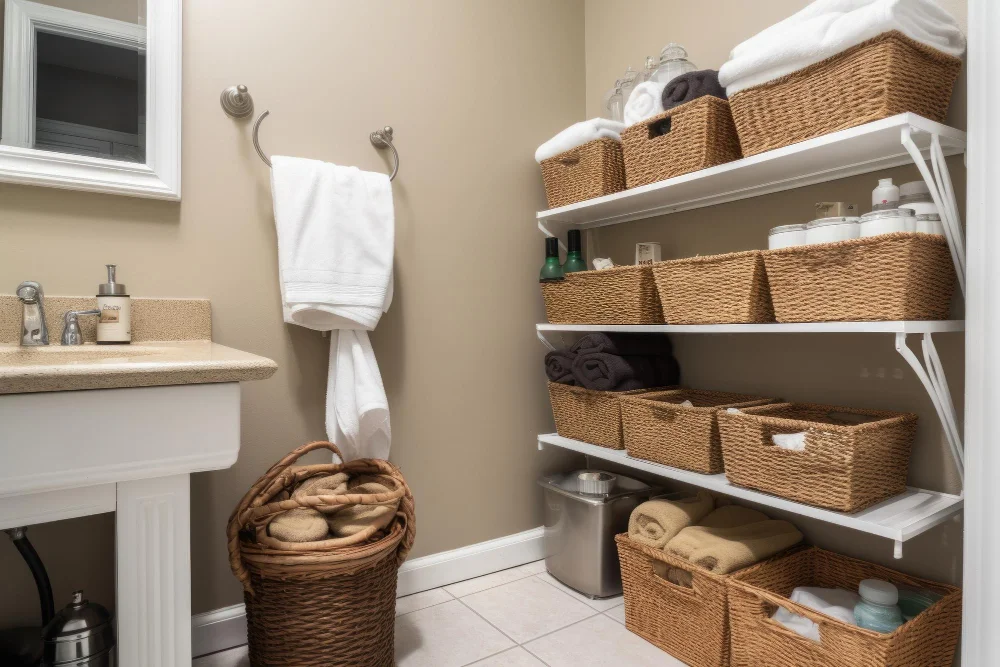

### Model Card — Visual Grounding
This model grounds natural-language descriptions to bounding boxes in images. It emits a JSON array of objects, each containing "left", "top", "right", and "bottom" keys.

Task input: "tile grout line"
[
  {"left": 531, "top": 573, "right": 622, "bottom": 613},
  {"left": 455, "top": 596, "right": 523, "bottom": 647},
  {"left": 443, "top": 562, "right": 545, "bottom": 598},
  {"left": 520, "top": 613, "right": 612, "bottom": 665},
  {"left": 394, "top": 587, "right": 456, "bottom": 618}
]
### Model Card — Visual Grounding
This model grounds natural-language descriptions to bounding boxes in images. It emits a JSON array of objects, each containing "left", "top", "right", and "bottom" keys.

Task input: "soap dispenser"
[{"left": 96, "top": 265, "right": 131, "bottom": 344}]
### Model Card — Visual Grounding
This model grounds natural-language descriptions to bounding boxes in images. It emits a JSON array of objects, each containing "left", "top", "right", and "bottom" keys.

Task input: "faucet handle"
[
  {"left": 16, "top": 281, "right": 42, "bottom": 304},
  {"left": 61, "top": 309, "right": 100, "bottom": 346}
]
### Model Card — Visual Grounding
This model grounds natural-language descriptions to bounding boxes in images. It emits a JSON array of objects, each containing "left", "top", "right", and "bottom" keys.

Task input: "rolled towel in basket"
[
  {"left": 661, "top": 69, "right": 727, "bottom": 111},
  {"left": 267, "top": 508, "right": 330, "bottom": 543},
  {"left": 698, "top": 505, "right": 770, "bottom": 529},
  {"left": 326, "top": 476, "right": 401, "bottom": 537},
  {"left": 293, "top": 472, "right": 350, "bottom": 510},
  {"left": 667, "top": 519, "right": 804, "bottom": 574},
  {"left": 772, "top": 587, "right": 862, "bottom": 642},
  {"left": 535, "top": 118, "right": 626, "bottom": 163},
  {"left": 718, "top": 0, "right": 967, "bottom": 96},
  {"left": 571, "top": 333, "right": 674, "bottom": 358},
  {"left": 628, "top": 491, "right": 714, "bottom": 549},
  {"left": 545, "top": 350, "right": 577, "bottom": 385},
  {"left": 624, "top": 80, "right": 667, "bottom": 126},
  {"left": 572, "top": 352, "right": 655, "bottom": 391}
]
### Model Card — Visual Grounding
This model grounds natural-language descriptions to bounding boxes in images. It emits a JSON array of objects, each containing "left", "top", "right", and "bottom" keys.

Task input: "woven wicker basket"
[
  {"left": 548, "top": 381, "right": 670, "bottom": 449},
  {"left": 728, "top": 547, "right": 962, "bottom": 667},
  {"left": 621, "top": 96, "right": 742, "bottom": 189},
  {"left": 227, "top": 441, "right": 415, "bottom": 667},
  {"left": 541, "top": 264, "right": 663, "bottom": 324},
  {"left": 540, "top": 137, "right": 626, "bottom": 208},
  {"left": 762, "top": 232, "right": 956, "bottom": 322},
  {"left": 729, "top": 31, "right": 962, "bottom": 157},
  {"left": 621, "top": 389, "right": 777, "bottom": 474},
  {"left": 652, "top": 250, "right": 775, "bottom": 324},
  {"left": 718, "top": 403, "right": 917, "bottom": 512}
]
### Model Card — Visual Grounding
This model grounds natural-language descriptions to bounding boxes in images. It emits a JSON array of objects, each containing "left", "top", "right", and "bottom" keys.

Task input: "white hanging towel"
[
  {"left": 718, "top": 0, "right": 967, "bottom": 97},
  {"left": 271, "top": 156, "right": 394, "bottom": 462}
]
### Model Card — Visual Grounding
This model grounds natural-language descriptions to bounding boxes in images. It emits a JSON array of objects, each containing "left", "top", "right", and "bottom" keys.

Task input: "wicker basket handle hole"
[
  {"left": 648, "top": 117, "right": 672, "bottom": 139},
  {"left": 556, "top": 155, "right": 580, "bottom": 166},
  {"left": 649, "top": 559, "right": 698, "bottom": 596}
]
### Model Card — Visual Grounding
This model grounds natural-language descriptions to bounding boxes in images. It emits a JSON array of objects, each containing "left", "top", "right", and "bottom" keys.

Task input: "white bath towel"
[
  {"left": 718, "top": 0, "right": 966, "bottom": 97},
  {"left": 623, "top": 80, "right": 667, "bottom": 126},
  {"left": 535, "top": 118, "right": 626, "bottom": 163},
  {"left": 271, "top": 156, "right": 394, "bottom": 462},
  {"left": 772, "top": 586, "right": 861, "bottom": 642}
]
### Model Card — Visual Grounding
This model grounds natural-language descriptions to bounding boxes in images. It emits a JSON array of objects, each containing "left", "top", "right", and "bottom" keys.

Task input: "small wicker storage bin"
[
  {"left": 728, "top": 547, "right": 962, "bottom": 667},
  {"left": 621, "top": 96, "right": 742, "bottom": 189},
  {"left": 227, "top": 441, "right": 415, "bottom": 667},
  {"left": 540, "top": 137, "right": 626, "bottom": 209},
  {"left": 762, "top": 232, "right": 956, "bottom": 322},
  {"left": 652, "top": 250, "right": 775, "bottom": 324},
  {"left": 718, "top": 403, "right": 917, "bottom": 512},
  {"left": 729, "top": 31, "right": 962, "bottom": 157},
  {"left": 541, "top": 264, "right": 663, "bottom": 324},
  {"left": 548, "top": 381, "right": 670, "bottom": 449},
  {"left": 621, "top": 389, "right": 776, "bottom": 474}
]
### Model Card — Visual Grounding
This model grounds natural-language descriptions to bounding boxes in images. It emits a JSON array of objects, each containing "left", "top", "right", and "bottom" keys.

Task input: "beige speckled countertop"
[{"left": 0, "top": 296, "right": 277, "bottom": 394}]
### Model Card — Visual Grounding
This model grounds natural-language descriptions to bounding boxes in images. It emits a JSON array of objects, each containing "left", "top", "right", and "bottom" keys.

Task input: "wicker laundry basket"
[
  {"left": 548, "top": 381, "right": 671, "bottom": 450},
  {"left": 717, "top": 403, "right": 917, "bottom": 512},
  {"left": 227, "top": 441, "right": 415, "bottom": 667},
  {"left": 729, "top": 31, "right": 962, "bottom": 157},
  {"left": 652, "top": 250, "right": 775, "bottom": 324},
  {"left": 541, "top": 264, "right": 663, "bottom": 324},
  {"left": 762, "top": 232, "right": 956, "bottom": 322},
  {"left": 621, "top": 389, "right": 777, "bottom": 474},
  {"left": 621, "top": 96, "right": 742, "bottom": 189},
  {"left": 540, "top": 137, "right": 626, "bottom": 208},
  {"left": 728, "top": 547, "right": 962, "bottom": 667}
]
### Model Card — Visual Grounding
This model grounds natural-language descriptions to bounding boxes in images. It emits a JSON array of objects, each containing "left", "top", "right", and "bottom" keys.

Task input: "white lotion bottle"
[{"left": 96, "top": 264, "right": 131, "bottom": 344}]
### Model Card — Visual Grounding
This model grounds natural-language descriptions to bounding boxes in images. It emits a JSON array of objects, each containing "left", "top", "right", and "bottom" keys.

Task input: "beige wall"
[
  {"left": 583, "top": 0, "right": 967, "bottom": 588},
  {"left": 0, "top": 0, "right": 583, "bottom": 623}
]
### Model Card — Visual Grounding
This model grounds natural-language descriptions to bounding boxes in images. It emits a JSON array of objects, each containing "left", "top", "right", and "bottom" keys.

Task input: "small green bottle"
[
  {"left": 563, "top": 229, "right": 587, "bottom": 273},
  {"left": 539, "top": 237, "right": 565, "bottom": 282}
]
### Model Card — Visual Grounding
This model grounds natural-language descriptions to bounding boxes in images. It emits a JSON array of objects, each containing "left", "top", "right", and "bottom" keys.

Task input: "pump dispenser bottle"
[{"left": 96, "top": 265, "right": 131, "bottom": 344}]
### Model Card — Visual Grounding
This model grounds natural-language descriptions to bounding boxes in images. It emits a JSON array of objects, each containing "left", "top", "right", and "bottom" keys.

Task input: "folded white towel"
[
  {"left": 772, "top": 431, "right": 808, "bottom": 451},
  {"left": 719, "top": 0, "right": 966, "bottom": 97},
  {"left": 623, "top": 81, "right": 667, "bottom": 126},
  {"left": 535, "top": 119, "right": 626, "bottom": 163},
  {"left": 271, "top": 156, "right": 394, "bottom": 461},
  {"left": 772, "top": 587, "right": 861, "bottom": 642}
]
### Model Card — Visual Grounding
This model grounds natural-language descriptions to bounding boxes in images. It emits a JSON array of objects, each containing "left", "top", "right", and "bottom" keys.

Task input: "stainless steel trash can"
[{"left": 538, "top": 470, "right": 655, "bottom": 598}]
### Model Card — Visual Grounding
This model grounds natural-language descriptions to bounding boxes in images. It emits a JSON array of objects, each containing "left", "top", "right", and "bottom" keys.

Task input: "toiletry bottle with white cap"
[
  {"left": 96, "top": 264, "right": 131, "bottom": 344},
  {"left": 872, "top": 178, "right": 900, "bottom": 211}
]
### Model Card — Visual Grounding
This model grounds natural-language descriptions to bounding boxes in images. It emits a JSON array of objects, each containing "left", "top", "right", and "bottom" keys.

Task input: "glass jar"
[
  {"left": 605, "top": 79, "right": 624, "bottom": 122},
  {"left": 768, "top": 224, "right": 807, "bottom": 250},
  {"left": 804, "top": 217, "right": 860, "bottom": 245},
  {"left": 620, "top": 66, "right": 640, "bottom": 107},
  {"left": 915, "top": 213, "right": 945, "bottom": 236},
  {"left": 854, "top": 579, "right": 904, "bottom": 633},
  {"left": 859, "top": 208, "right": 915, "bottom": 237},
  {"left": 640, "top": 55, "right": 658, "bottom": 83},
  {"left": 898, "top": 180, "right": 938, "bottom": 216},
  {"left": 649, "top": 43, "right": 697, "bottom": 85}
]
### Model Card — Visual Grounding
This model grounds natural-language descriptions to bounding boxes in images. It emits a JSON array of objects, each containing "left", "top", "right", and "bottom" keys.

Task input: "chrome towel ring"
[{"left": 221, "top": 84, "right": 399, "bottom": 181}]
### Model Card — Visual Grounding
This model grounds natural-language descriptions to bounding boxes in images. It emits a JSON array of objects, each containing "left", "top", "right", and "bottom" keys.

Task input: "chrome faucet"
[
  {"left": 15, "top": 281, "right": 48, "bottom": 346},
  {"left": 61, "top": 310, "right": 100, "bottom": 345}
]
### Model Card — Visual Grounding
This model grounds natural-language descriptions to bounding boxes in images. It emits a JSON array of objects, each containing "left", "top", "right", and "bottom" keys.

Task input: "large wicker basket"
[
  {"left": 621, "top": 96, "right": 742, "bottom": 189},
  {"left": 540, "top": 137, "right": 626, "bottom": 208},
  {"left": 227, "top": 441, "right": 415, "bottom": 667},
  {"left": 728, "top": 547, "right": 962, "bottom": 667},
  {"left": 548, "top": 381, "right": 669, "bottom": 449},
  {"left": 762, "top": 232, "right": 956, "bottom": 322},
  {"left": 541, "top": 264, "right": 663, "bottom": 324},
  {"left": 621, "top": 389, "right": 776, "bottom": 474},
  {"left": 717, "top": 403, "right": 917, "bottom": 512},
  {"left": 729, "top": 31, "right": 962, "bottom": 157},
  {"left": 652, "top": 250, "right": 775, "bottom": 324}
]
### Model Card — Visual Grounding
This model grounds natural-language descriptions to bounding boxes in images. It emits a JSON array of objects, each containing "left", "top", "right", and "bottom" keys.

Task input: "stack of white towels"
[
  {"left": 772, "top": 586, "right": 862, "bottom": 642},
  {"left": 534, "top": 119, "right": 626, "bottom": 164}
]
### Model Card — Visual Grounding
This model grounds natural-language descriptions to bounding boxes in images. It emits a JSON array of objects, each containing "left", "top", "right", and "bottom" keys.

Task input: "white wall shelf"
[
  {"left": 536, "top": 113, "right": 965, "bottom": 232},
  {"left": 538, "top": 433, "right": 963, "bottom": 559}
]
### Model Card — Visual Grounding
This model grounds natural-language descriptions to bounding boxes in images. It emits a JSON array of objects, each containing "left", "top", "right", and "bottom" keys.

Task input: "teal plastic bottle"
[
  {"left": 539, "top": 237, "right": 565, "bottom": 282},
  {"left": 563, "top": 230, "right": 587, "bottom": 273}
]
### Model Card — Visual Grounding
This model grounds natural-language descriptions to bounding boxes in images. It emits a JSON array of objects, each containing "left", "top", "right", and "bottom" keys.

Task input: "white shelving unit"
[{"left": 538, "top": 433, "right": 963, "bottom": 559}]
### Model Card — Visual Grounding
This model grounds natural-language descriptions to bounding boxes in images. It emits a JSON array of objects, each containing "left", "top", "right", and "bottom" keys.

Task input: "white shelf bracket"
[
  {"left": 894, "top": 540, "right": 903, "bottom": 560},
  {"left": 537, "top": 328, "right": 557, "bottom": 352},
  {"left": 900, "top": 127, "right": 966, "bottom": 296},
  {"left": 894, "top": 332, "right": 964, "bottom": 485},
  {"left": 537, "top": 219, "right": 568, "bottom": 252}
]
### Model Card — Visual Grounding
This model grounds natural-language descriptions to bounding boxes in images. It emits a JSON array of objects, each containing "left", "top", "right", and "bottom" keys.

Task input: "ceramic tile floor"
[{"left": 192, "top": 559, "right": 688, "bottom": 666}]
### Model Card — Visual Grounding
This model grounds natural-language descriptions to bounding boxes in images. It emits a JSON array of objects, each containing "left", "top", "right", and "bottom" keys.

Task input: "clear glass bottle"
[
  {"left": 620, "top": 66, "right": 640, "bottom": 108},
  {"left": 854, "top": 579, "right": 904, "bottom": 633},
  {"left": 563, "top": 230, "right": 587, "bottom": 273},
  {"left": 650, "top": 43, "right": 697, "bottom": 85},
  {"left": 605, "top": 79, "right": 624, "bottom": 122},
  {"left": 540, "top": 237, "right": 565, "bottom": 282},
  {"left": 641, "top": 55, "right": 658, "bottom": 83}
]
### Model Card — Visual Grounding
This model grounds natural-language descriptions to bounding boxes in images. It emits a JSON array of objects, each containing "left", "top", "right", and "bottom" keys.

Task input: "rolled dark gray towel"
[
  {"left": 661, "top": 69, "right": 727, "bottom": 112},
  {"left": 571, "top": 333, "right": 673, "bottom": 358},
  {"left": 545, "top": 350, "right": 577, "bottom": 385},
  {"left": 571, "top": 352, "right": 657, "bottom": 392}
]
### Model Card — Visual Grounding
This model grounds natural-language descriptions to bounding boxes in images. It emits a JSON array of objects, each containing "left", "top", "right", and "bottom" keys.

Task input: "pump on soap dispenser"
[{"left": 96, "top": 265, "right": 131, "bottom": 344}]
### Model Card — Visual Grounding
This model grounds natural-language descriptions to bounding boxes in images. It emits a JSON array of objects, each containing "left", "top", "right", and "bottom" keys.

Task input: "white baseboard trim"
[{"left": 192, "top": 526, "right": 545, "bottom": 657}]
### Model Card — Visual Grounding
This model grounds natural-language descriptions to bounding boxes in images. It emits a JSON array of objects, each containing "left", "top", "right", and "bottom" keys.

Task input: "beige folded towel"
[
  {"left": 294, "top": 472, "right": 350, "bottom": 514},
  {"left": 267, "top": 508, "right": 329, "bottom": 543},
  {"left": 628, "top": 491, "right": 714, "bottom": 549},
  {"left": 326, "top": 476, "right": 401, "bottom": 537},
  {"left": 697, "top": 505, "right": 770, "bottom": 530},
  {"left": 667, "top": 519, "right": 803, "bottom": 574}
]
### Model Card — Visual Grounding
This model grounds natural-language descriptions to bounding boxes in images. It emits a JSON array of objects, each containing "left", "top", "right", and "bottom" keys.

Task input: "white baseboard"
[{"left": 192, "top": 526, "right": 545, "bottom": 657}]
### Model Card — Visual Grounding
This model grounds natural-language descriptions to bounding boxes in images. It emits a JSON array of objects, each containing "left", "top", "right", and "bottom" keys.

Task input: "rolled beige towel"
[
  {"left": 628, "top": 491, "right": 714, "bottom": 549},
  {"left": 666, "top": 505, "right": 771, "bottom": 561},
  {"left": 667, "top": 519, "right": 803, "bottom": 574},
  {"left": 294, "top": 472, "right": 350, "bottom": 514},
  {"left": 327, "top": 476, "right": 401, "bottom": 537},
  {"left": 267, "top": 508, "right": 329, "bottom": 543}
]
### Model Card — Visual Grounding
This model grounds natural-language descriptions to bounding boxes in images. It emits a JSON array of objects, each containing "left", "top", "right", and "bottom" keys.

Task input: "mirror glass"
[{"left": 1, "top": 0, "right": 147, "bottom": 162}]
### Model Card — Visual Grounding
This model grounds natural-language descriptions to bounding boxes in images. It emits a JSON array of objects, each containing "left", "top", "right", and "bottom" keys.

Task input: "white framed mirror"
[{"left": 0, "top": 0, "right": 180, "bottom": 199}]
